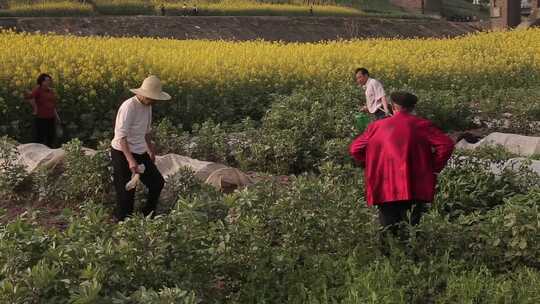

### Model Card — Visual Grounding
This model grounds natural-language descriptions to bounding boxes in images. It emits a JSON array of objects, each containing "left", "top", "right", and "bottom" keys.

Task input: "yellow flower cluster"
[
  {"left": 158, "top": 0, "right": 364, "bottom": 16},
  {"left": 1, "top": 29, "right": 539, "bottom": 139},
  {"left": 1, "top": 29, "right": 539, "bottom": 97}
]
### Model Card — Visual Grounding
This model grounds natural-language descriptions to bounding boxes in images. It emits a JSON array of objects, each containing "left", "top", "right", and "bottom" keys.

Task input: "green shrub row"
[{"left": 1, "top": 135, "right": 540, "bottom": 302}]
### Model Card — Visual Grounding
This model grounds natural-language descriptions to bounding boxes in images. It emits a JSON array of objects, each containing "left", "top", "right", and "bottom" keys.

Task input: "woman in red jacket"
[
  {"left": 349, "top": 92, "right": 454, "bottom": 236},
  {"left": 24, "top": 73, "right": 60, "bottom": 148}
]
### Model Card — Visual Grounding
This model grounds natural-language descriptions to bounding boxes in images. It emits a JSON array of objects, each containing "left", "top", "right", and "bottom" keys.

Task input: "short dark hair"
[
  {"left": 355, "top": 68, "right": 369, "bottom": 76},
  {"left": 390, "top": 91, "right": 418, "bottom": 110},
  {"left": 37, "top": 73, "right": 52, "bottom": 86}
]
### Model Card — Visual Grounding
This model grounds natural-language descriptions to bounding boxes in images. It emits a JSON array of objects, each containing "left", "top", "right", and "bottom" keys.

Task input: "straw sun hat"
[{"left": 130, "top": 75, "right": 171, "bottom": 101}]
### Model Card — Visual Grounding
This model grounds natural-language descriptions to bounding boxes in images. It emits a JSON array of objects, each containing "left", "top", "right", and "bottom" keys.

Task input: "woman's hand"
[
  {"left": 55, "top": 111, "right": 61, "bottom": 124},
  {"left": 128, "top": 158, "right": 140, "bottom": 174}
]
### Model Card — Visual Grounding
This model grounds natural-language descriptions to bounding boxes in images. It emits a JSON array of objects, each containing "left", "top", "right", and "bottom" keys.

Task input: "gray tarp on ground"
[
  {"left": 16, "top": 144, "right": 253, "bottom": 192},
  {"left": 456, "top": 132, "right": 540, "bottom": 156}
]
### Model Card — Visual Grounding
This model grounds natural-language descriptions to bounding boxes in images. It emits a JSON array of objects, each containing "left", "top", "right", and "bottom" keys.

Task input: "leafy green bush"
[
  {"left": 190, "top": 120, "right": 231, "bottom": 163},
  {"left": 0, "top": 214, "right": 45, "bottom": 269},
  {"left": 114, "top": 286, "right": 197, "bottom": 304},
  {"left": 409, "top": 188, "right": 540, "bottom": 272},
  {"left": 3, "top": 153, "right": 540, "bottom": 302},
  {"left": 159, "top": 166, "right": 223, "bottom": 214},
  {"left": 433, "top": 150, "right": 539, "bottom": 218},
  {"left": 154, "top": 118, "right": 237, "bottom": 164},
  {"left": 470, "top": 189, "right": 540, "bottom": 270},
  {"left": 57, "top": 139, "right": 112, "bottom": 202},
  {"left": 236, "top": 86, "right": 358, "bottom": 174},
  {"left": 2, "top": 92, "right": 540, "bottom": 303},
  {"left": 0, "top": 199, "right": 214, "bottom": 303},
  {"left": 153, "top": 118, "right": 191, "bottom": 155},
  {"left": 0, "top": 136, "right": 29, "bottom": 198},
  {"left": 415, "top": 89, "right": 476, "bottom": 131},
  {"left": 214, "top": 162, "right": 378, "bottom": 302}
]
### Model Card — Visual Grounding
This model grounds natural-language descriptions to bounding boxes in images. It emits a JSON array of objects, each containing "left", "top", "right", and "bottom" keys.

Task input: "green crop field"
[{"left": 1, "top": 15, "right": 540, "bottom": 304}]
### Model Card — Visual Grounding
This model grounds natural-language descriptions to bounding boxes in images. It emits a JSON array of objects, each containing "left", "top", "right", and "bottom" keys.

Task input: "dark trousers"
[
  {"left": 111, "top": 148, "right": 165, "bottom": 221},
  {"left": 373, "top": 109, "right": 388, "bottom": 121},
  {"left": 33, "top": 117, "right": 56, "bottom": 148},
  {"left": 378, "top": 201, "right": 427, "bottom": 232}
]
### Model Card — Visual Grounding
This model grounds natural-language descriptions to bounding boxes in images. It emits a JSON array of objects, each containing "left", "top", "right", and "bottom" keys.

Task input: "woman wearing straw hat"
[{"left": 110, "top": 75, "right": 171, "bottom": 221}]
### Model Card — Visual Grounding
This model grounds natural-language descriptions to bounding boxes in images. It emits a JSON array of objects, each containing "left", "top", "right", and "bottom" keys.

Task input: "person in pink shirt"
[{"left": 349, "top": 92, "right": 454, "bottom": 237}]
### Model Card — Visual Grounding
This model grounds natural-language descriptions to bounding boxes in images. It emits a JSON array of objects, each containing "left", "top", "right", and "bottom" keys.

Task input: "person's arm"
[
  {"left": 425, "top": 122, "right": 455, "bottom": 173},
  {"left": 54, "top": 109, "right": 61, "bottom": 123},
  {"left": 381, "top": 95, "right": 390, "bottom": 115},
  {"left": 145, "top": 133, "right": 156, "bottom": 163},
  {"left": 23, "top": 89, "right": 38, "bottom": 115},
  {"left": 349, "top": 125, "right": 373, "bottom": 168},
  {"left": 115, "top": 103, "right": 138, "bottom": 174},
  {"left": 120, "top": 137, "right": 139, "bottom": 174},
  {"left": 360, "top": 105, "right": 368, "bottom": 113},
  {"left": 145, "top": 110, "right": 156, "bottom": 162},
  {"left": 373, "top": 81, "right": 390, "bottom": 115},
  {"left": 359, "top": 89, "right": 368, "bottom": 112}
]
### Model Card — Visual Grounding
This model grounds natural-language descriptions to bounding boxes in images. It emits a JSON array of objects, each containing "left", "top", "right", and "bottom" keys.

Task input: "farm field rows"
[
  {"left": 1, "top": 27, "right": 540, "bottom": 303},
  {"left": 0, "top": 0, "right": 488, "bottom": 19},
  {"left": 0, "top": 0, "right": 383, "bottom": 17},
  {"left": 0, "top": 0, "right": 485, "bottom": 18}
]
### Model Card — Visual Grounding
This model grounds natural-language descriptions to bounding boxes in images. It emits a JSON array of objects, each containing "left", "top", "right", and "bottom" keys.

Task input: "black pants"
[
  {"left": 373, "top": 109, "right": 388, "bottom": 121},
  {"left": 33, "top": 117, "right": 56, "bottom": 148},
  {"left": 377, "top": 201, "right": 427, "bottom": 237},
  {"left": 111, "top": 148, "right": 165, "bottom": 221}
]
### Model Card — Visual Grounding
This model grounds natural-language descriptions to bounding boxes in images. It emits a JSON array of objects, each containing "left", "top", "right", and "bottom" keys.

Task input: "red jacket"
[{"left": 349, "top": 111, "right": 454, "bottom": 206}]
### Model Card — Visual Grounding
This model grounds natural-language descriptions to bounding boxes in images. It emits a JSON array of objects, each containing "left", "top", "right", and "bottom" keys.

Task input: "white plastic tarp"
[
  {"left": 155, "top": 154, "right": 253, "bottom": 191},
  {"left": 16, "top": 144, "right": 254, "bottom": 192},
  {"left": 456, "top": 132, "right": 540, "bottom": 157},
  {"left": 17, "top": 143, "right": 66, "bottom": 172}
]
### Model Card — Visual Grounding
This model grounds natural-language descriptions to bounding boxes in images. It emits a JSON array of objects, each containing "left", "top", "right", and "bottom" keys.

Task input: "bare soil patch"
[{"left": 0, "top": 16, "right": 487, "bottom": 42}]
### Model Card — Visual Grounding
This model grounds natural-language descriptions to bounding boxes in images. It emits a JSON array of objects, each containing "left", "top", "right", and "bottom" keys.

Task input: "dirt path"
[{"left": 0, "top": 16, "right": 487, "bottom": 42}]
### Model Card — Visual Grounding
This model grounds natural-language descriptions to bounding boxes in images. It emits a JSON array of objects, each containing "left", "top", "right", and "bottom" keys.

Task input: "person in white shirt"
[
  {"left": 355, "top": 68, "right": 391, "bottom": 120},
  {"left": 110, "top": 75, "right": 171, "bottom": 221}
]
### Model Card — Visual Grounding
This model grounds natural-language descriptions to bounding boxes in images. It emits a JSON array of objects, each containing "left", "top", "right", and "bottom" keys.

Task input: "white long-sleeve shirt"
[
  {"left": 111, "top": 96, "right": 152, "bottom": 154},
  {"left": 363, "top": 78, "right": 386, "bottom": 114}
]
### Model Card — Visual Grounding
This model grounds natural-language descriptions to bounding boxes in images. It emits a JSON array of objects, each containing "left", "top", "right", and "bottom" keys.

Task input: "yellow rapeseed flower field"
[
  {"left": 0, "top": 29, "right": 539, "bottom": 139},
  {"left": 1, "top": 29, "right": 539, "bottom": 93}
]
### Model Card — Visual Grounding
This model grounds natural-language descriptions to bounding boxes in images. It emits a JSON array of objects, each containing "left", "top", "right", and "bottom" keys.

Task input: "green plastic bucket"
[{"left": 355, "top": 113, "right": 370, "bottom": 132}]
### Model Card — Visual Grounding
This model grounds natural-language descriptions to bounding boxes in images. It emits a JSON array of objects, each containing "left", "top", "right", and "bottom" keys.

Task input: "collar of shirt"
[
  {"left": 133, "top": 95, "right": 152, "bottom": 109},
  {"left": 362, "top": 77, "right": 373, "bottom": 90},
  {"left": 37, "top": 86, "right": 53, "bottom": 93}
]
